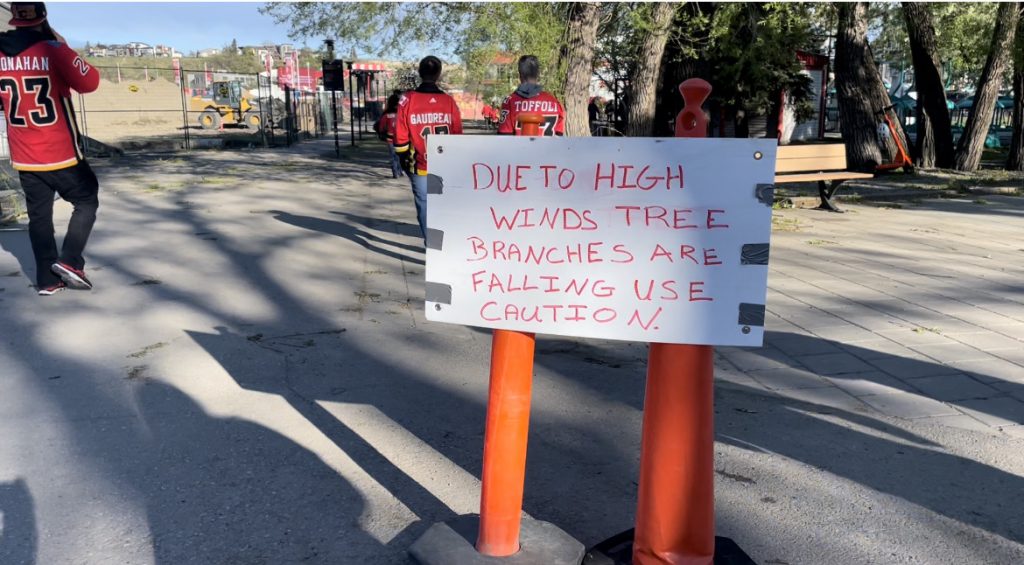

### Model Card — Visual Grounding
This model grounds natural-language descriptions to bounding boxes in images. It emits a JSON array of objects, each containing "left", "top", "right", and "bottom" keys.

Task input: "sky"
[{"left": 45, "top": 2, "right": 307, "bottom": 55}]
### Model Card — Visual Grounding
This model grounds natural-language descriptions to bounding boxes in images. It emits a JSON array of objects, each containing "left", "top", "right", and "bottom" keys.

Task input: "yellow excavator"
[{"left": 190, "top": 81, "right": 283, "bottom": 130}]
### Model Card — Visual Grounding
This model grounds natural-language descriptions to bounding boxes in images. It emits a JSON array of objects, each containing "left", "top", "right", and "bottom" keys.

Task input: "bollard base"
[
  {"left": 582, "top": 529, "right": 757, "bottom": 565},
  {"left": 409, "top": 514, "right": 585, "bottom": 565}
]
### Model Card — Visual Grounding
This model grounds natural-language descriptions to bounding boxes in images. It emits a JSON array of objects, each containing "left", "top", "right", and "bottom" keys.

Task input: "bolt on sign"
[{"left": 424, "top": 136, "right": 777, "bottom": 347}]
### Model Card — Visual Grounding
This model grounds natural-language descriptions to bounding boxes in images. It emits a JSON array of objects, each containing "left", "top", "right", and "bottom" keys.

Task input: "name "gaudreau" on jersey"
[
  {"left": 0, "top": 56, "right": 50, "bottom": 72},
  {"left": 513, "top": 100, "right": 559, "bottom": 113},
  {"left": 410, "top": 113, "right": 452, "bottom": 125}
]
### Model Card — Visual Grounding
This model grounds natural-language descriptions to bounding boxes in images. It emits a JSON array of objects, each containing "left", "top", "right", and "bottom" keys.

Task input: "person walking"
[
  {"left": 374, "top": 93, "right": 402, "bottom": 178},
  {"left": 497, "top": 55, "right": 565, "bottom": 137},
  {"left": 0, "top": 2, "right": 100, "bottom": 295},
  {"left": 393, "top": 56, "right": 462, "bottom": 242}
]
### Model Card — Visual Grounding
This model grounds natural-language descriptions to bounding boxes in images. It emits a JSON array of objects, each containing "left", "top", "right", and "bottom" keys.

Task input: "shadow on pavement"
[
  {"left": 331, "top": 210, "right": 422, "bottom": 239},
  {"left": 715, "top": 381, "right": 1024, "bottom": 546},
  {"left": 530, "top": 330, "right": 1024, "bottom": 547},
  {"left": 0, "top": 479, "right": 36, "bottom": 565},
  {"left": 0, "top": 226, "right": 36, "bottom": 286},
  {"left": 756, "top": 331, "right": 1024, "bottom": 428},
  {"left": 5, "top": 148, "right": 1022, "bottom": 564},
  {"left": 272, "top": 209, "right": 425, "bottom": 266},
  {"left": 0, "top": 316, "right": 383, "bottom": 563}
]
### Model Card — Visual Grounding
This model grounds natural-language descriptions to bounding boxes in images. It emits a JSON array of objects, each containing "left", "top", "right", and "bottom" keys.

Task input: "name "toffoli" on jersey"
[{"left": 512, "top": 100, "right": 560, "bottom": 113}]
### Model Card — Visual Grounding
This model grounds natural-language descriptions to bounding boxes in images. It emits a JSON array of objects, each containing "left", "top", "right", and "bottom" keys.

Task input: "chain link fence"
[{"left": 71, "top": 65, "right": 336, "bottom": 154}]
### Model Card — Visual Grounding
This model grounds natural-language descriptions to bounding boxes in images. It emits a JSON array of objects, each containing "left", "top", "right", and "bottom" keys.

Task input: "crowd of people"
[
  {"left": 1, "top": 0, "right": 572, "bottom": 295},
  {"left": 375, "top": 54, "right": 567, "bottom": 244}
]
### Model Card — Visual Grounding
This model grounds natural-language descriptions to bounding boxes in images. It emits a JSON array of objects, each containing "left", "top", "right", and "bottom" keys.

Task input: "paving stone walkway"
[
  {"left": 719, "top": 195, "right": 1024, "bottom": 437},
  {"left": 2, "top": 138, "right": 1022, "bottom": 564}
]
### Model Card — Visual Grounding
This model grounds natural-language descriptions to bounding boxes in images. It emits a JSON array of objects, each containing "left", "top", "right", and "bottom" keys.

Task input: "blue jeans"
[
  {"left": 406, "top": 171, "right": 427, "bottom": 241},
  {"left": 387, "top": 145, "right": 402, "bottom": 178}
]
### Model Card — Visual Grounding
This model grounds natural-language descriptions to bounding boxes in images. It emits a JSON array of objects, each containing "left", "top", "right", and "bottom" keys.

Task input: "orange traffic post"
[
  {"left": 477, "top": 328, "right": 536, "bottom": 556},
  {"left": 475, "top": 112, "right": 544, "bottom": 557},
  {"left": 633, "top": 79, "right": 717, "bottom": 565}
]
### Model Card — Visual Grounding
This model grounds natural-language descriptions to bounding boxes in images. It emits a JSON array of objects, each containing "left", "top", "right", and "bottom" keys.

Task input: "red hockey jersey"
[
  {"left": 383, "top": 111, "right": 397, "bottom": 144},
  {"left": 394, "top": 83, "right": 463, "bottom": 174},
  {"left": 497, "top": 88, "right": 565, "bottom": 136},
  {"left": 0, "top": 30, "right": 100, "bottom": 172}
]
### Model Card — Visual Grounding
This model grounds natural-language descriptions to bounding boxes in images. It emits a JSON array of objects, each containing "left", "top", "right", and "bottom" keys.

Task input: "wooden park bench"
[{"left": 774, "top": 144, "right": 873, "bottom": 212}]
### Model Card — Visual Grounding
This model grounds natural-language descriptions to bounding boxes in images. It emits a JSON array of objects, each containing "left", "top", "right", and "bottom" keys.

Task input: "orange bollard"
[
  {"left": 517, "top": 112, "right": 545, "bottom": 136},
  {"left": 477, "top": 328, "right": 536, "bottom": 556},
  {"left": 633, "top": 78, "right": 716, "bottom": 565},
  {"left": 634, "top": 344, "right": 715, "bottom": 565},
  {"left": 475, "top": 111, "right": 544, "bottom": 557}
]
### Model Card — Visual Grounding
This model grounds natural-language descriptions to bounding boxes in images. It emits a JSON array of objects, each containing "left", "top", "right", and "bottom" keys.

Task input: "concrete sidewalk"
[{"left": 1, "top": 139, "right": 1022, "bottom": 564}]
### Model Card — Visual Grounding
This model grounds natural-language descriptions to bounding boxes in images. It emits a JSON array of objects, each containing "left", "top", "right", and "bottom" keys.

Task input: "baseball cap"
[{"left": 9, "top": 2, "right": 48, "bottom": 27}]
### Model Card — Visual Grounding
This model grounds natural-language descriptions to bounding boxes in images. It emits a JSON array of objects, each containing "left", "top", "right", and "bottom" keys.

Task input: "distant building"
[
  {"left": 88, "top": 42, "right": 178, "bottom": 58},
  {"left": 197, "top": 48, "right": 221, "bottom": 58}
]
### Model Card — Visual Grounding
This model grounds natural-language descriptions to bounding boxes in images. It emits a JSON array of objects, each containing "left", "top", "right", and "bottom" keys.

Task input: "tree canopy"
[{"left": 263, "top": 0, "right": 1024, "bottom": 173}]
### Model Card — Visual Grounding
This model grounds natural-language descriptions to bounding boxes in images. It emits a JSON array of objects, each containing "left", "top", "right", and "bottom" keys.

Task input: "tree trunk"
[
  {"left": 625, "top": 2, "right": 678, "bottom": 137},
  {"left": 1008, "top": 11, "right": 1024, "bottom": 170},
  {"left": 560, "top": 2, "right": 602, "bottom": 137},
  {"left": 953, "top": 2, "right": 1022, "bottom": 172},
  {"left": 655, "top": 3, "right": 716, "bottom": 137},
  {"left": 834, "top": 3, "right": 898, "bottom": 172},
  {"left": 764, "top": 90, "right": 783, "bottom": 141},
  {"left": 903, "top": 2, "right": 955, "bottom": 169},
  {"left": 915, "top": 109, "right": 936, "bottom": 168}
]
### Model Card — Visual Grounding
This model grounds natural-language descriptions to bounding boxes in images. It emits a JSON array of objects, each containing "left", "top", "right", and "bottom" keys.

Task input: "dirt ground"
[
  {"left": 77, "top": 78, "right": 188, "bottom": 144},
  {"left": 76, "top": 78, "right": 303, "bottom": 151}
]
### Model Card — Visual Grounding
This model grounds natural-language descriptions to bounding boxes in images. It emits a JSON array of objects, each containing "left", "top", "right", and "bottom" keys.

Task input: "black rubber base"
[
  {"left": 409, "top": 514, "right": 586, "bottom": 565},
  {"left": 582, "top": 529, "right": 756, "bottom": 565}
]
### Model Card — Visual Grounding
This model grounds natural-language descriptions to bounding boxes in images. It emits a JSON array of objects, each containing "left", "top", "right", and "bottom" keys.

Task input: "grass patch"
[
  {"left": 267, "top": 162, "right": 303, "bottom": 171},
  {"left": 771, "top": 215, "right": 801, "bottom": 232},
  {"left": 945, "top": 180, "right": 971, "bottom": 194},
  {"left": 142, "top": 180, "right": 186, "bottom": 192},
  {"left": 125, "top": 365, "right": 150, "bottom": 381},
  {"left": 127, "top": 342, "right": 168, "bottom": 359},
  {"left": 912, "top": 327, "right": 942, "bottom": 335},
  {"left": 973, "top": 198, "right": 990, "bottom": 205},
  {"left": 806, "top": 239, "right": 839, "bottom": 246},
  {"left": 354, "top": 291, "right": 382, "bottom": 304},
  {"left": 198, "top": 176, "right": 233, "bottom": 186}
]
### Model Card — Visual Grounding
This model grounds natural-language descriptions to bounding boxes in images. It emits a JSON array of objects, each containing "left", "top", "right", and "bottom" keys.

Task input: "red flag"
[{"left": 291, "top": 51, "right": 299, "bottom": 89}]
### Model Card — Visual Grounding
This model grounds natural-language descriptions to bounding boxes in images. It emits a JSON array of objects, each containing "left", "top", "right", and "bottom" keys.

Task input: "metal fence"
[{"left": 73, "top": 66, "right": 336, "bottom": 154}]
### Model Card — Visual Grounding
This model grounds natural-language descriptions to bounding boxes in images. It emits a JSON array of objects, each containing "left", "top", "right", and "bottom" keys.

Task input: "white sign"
[{"left": 424, "top": 136, "right": 777, "bottom": 347}]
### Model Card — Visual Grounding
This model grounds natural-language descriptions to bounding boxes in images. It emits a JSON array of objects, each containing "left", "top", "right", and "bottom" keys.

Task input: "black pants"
[{"left": 19, "top": 161, "right": 99, "bottom": 287}]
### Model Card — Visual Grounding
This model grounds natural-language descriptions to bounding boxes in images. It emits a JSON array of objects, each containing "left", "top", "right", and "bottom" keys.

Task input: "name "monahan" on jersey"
[
  {"left": 410, "top": 113, "right": 452, "bottom": 125},
  {"left": 0, "top": 56, "right": 49, "bottom": 72},
  {"left": 513, "top": 100, "right": 559, "bottom": 113}
]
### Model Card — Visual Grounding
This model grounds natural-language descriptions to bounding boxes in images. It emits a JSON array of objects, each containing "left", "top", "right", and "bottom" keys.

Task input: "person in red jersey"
[
  {"left": 0, "top": 2, "right": 100, "bottom": 295},
  {"left": 393, "top": 56, "right": 462, "bottom": 242},
  {"left": 497, "top": 55, "right": 565, "bottom": 137},
  {"left": 374, "top": 92, "right": 402, "bottom": 178}
]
